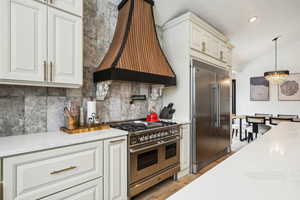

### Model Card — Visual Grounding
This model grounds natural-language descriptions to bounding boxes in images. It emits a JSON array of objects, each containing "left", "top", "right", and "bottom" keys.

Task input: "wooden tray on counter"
[{"left": 60, "top": 124, "right": 111, "bottom": 134}]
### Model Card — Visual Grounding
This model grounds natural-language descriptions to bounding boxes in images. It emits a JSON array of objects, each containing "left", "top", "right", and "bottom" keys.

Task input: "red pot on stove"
[{"left": 146, "top": 112, "right": 159, "bottom": 122}]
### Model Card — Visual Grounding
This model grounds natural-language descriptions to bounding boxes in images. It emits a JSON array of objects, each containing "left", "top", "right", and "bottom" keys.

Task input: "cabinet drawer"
[
  {"left": 3, "top": 141, "right": 103, "bottom": 200},
  {"left": 41, "top": 178, "right": 103, "bottom": 200}
]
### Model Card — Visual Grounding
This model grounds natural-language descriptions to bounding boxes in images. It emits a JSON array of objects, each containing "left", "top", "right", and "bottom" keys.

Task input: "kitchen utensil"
[
  {"left": 64, "top": 107, "right": 72, "bottom": 118},
  {"left": 159, "top": 103, "right": 176, "bottom": 119},
  {"left": 64, "top": 107, "right": 79, "bottom": 130}
]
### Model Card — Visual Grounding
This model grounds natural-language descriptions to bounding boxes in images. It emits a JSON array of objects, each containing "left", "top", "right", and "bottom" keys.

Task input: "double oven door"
[{"left": 130, "top": 136, "right": 180, "bottom": 184}]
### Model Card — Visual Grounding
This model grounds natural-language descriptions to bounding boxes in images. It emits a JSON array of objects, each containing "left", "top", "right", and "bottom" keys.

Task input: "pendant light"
[{"left": 264, "top": 37, "right": 289, "bottom": 84}]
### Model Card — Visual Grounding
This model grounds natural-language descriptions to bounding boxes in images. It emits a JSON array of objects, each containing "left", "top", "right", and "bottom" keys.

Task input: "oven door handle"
[
  {"left": 129, "top": 137, "right": 180, "bottom": 154},
  {"left": 161, "top": 137, "right": 180, "bottom": 145},
  {"left": 129, "top": 142, "right": 161, "bottom": 153}
]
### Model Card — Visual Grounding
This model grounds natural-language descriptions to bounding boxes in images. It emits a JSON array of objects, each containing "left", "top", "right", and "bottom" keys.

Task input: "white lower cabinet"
[
  {"left": 2, "top": 136, "right": 128, "bottom": 200},
  {"left": 179, "top": 124, "right": 191, "bottom": 178},
  {"left": 104, "top": 137, "right": 128, "bottom": 200},
  {"left": 41, "top": 179, "right": 103, "bottom": 200},
  {"left": 3, "top": 141, "right": 103, "bottom": 200}
]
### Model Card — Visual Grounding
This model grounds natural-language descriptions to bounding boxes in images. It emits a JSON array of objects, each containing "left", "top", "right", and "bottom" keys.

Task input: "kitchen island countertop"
[
  {"left": 168, "top": 122, "right": 300, "bottom": 200},
  {"left": 0, "top": 128, "right": 127, "bottom": 158}
]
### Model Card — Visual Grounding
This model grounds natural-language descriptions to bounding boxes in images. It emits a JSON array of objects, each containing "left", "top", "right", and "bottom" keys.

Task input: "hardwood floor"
[{"left": 132, "top": 152, "right": 235, "bottom": 200}]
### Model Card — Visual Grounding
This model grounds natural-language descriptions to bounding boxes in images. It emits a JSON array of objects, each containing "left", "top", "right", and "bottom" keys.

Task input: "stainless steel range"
[{"left": 110, "top": 120, "right": 181, "bottom": 198}]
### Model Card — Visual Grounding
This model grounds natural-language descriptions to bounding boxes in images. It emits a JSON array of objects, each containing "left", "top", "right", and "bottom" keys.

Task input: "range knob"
[{"left": 139, "top": 136, "right": 145, "bottom": 142}]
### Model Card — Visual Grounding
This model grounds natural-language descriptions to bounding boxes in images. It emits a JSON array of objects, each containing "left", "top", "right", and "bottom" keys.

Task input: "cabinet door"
[
  {"left": 226, "top": 47, "right": 232, "bottom": 67},
  {"left": 1, "top": 0, "right": 47, "bottom": 81},
  {"left": 104, "top": 137, "right": 127, "bottom": 200},
  {"left": 217, "top": 42, "right": 225, "bottom": 63},
  {"left": 190, "top": 24, "right": 216, "bottom": 58},
  {"left": 180, "top": 124, "right": 190, "bottom": 172},
  {"left": 207, "top": 36, "right": 220, "bottom": 59},
  {"left": 0, "top": 0, "right": 10, "bottom": 78},
  {"left": 190, "top": 24, "right": 203, "bottom": 51},
  {"left": 48, "top": 7, "right": 82, "bottom": 85},
  {"left": 49, "top": 0, "right": 83, "bottom": 16},
  {"left": 41, "top": 179, "right": 103, "bottom": 200}
]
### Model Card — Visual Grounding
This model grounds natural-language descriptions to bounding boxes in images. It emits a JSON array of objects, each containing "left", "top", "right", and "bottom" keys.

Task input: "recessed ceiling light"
[{"left": 248, "top": 16, "right": 258, "bottom": 23}]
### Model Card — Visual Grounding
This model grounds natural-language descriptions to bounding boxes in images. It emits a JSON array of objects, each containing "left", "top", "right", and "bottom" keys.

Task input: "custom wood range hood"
[{"left": 93, "top": 0, "right": 176, "bottom": 86}]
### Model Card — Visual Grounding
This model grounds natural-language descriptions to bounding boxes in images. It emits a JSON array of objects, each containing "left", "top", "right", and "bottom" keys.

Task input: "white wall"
[{"left": 236, "top": 41, "right": 300, "bottom": 116}]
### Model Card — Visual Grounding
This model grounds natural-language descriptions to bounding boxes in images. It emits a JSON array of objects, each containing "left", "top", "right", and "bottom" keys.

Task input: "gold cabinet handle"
[
  {"left": 50, "top": 166, "right": 77, "bottom": 175},
  {"left": 43, "top": 61, "right": 47, "bottom": 81},
  {"left": 220, "top": 51, "right": 224, "bottom": 61},
  {"left": 110, "top": 138, "right": 126, "bottom": 143},
  {"left": 202, "top": 42, "right": 206, "bottom": 52},
  {"left": 50, "top": 62, "right": 53, "bottom": 82}
]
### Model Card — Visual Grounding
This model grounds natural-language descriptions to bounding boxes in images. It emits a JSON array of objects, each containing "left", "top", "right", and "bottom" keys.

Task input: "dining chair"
[
  {"left": 232, "top": 118, "right": 239, "bottom": 137},
  {"left": 246, "top": 116, "right": 266, "bottom": 143},
  {"left": 277, "top": 114, "right": 299, "bottom": 119},
  {"left": 270, "top": 117, "right": 293, "bottom": 125}
]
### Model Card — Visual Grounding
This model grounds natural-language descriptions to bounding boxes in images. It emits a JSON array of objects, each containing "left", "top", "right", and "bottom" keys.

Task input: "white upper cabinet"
[
  {"left": 191, "top": 24, "right": 204, "bottom": 52},
  {"left": 48, "top": 7, "right": 82, "bottom": 85},
  {"left": 0, "top": 0, "right": 82, "bottom": 88},
  {"left": 182, "top": 12, "right": 233, "bottom": 68},
  {"left": 1, "top": 0, "right": 47, "bottom": 81},
  {"left": 191, "top": 22, "right": 230, "bottom": 64},
  {"left": 49, "top": 0, "right": 83, "bottom": 16},
  {"left": 226, "top": 46, "right": 233, "bottom": 67}
]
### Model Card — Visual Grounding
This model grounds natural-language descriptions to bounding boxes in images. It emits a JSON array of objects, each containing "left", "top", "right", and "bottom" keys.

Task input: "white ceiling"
[{"left": 154, "top": 0, "right": 300, "bottom": 70}]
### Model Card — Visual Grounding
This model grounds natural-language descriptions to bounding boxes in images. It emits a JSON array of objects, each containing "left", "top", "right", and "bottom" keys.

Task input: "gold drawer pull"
[
  {"left": 202, "top": 42, "right": 206, "bottom": 52},
  {"left": 50, "top": 62, "right": 53, "bottom": 82},
  {"left": 50, "top": 166, "right": 77, "bottom": 175},
  {"left": 43, "top": 61, "right": 47, "bottom": 81},
  {"left": 110, "top": 138, "right": 126, "bottom": 143},
  {"left": 220, "top": 51, "right": 224, "bottom": 60}
]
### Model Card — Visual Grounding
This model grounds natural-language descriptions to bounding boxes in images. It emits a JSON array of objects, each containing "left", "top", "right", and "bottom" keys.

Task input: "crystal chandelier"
[{"left": 264, "top": 37, "right": 289, "bottom": 84}]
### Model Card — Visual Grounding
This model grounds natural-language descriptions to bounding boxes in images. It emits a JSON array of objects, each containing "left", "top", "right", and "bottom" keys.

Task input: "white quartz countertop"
[
  {"left": 168, "top": 122, "right": 300, "bottom": 200},
  {"left": 0, "top": 128, "right": 127, "bottom": 158}
]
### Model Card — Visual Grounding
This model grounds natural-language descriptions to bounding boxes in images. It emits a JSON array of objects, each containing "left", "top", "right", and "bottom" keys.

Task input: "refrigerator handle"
[
  {"left": 217, "top": 84, "right": 221, "bottom": 128},
  {"left": 211, "top": 85, "right": 217, "bottom": 128}
]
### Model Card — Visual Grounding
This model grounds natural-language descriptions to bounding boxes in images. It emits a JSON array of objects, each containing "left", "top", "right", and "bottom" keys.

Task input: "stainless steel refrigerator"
[{"left": 191, "top": 59, "right": 231, "bottom": 173}]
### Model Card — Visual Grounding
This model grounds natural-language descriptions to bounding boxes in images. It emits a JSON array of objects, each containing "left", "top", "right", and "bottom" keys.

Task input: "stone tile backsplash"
[
  {"left": 0, "top": 81, "right": 162, "bottom": 136},
  {"left": 0, "top": 0, "right": 164, "bottom": 136}
]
